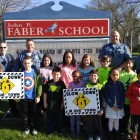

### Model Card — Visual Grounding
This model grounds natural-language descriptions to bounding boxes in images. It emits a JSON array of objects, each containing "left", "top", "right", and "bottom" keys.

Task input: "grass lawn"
[
  {"left": 0, "top": 100, "right": 132, "bottom": 140},
  {"left": 0, "top": 100, "right": 74, "bottom": 140}
]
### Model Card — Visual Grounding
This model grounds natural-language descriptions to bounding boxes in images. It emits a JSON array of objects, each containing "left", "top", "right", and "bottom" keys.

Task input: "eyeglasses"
[{"left": 0, "top": 47, "right": 7, "bottom": 49}]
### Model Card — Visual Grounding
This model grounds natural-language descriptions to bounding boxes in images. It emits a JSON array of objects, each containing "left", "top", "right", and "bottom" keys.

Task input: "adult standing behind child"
[
  {"left": 126, "top": 69, "right": 140, "bottom": 140},
  {"left": 86, "top": 70, "right": 104, "bottom": 140},
  {"left": 43, "top": 67, "right": 66, "bottom": 134},
  {"left": 59, "top": 50, "right": 77, "bottom": 88},
  {"left": 13, "top": 38, "right": 42, "bottom": 72},
  {"left": 21, "top": 56, "right": 42, "bottom": 135},
  {"left": 78, "top": 54, "right": 95, "bottom": 85},
  {"left": 101, "top": 68, "right": 125, "bottom": 140},
  {"left": 98, "top": 31, "right": 132, "bottom": 69},
  {"left": 119, "top": 58, "right": 137, "bottom": 137},
  {"left": 68, "top": 70, "right": 85, "bottom": 139}
]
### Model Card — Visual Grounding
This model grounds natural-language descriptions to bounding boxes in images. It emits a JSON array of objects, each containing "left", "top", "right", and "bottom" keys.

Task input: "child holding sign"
[
  {"left": 21, "top": 56, "right": 42, "bottom": 135},
  {"left": 68, "top": 70, "right": 85, "bottom": 138},
  {"left": 86, "top": 70, "right": 104, "bottom": 140}
]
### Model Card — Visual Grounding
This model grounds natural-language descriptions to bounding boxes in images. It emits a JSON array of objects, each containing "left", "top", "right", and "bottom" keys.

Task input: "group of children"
[{"left": 17, "top": 50, "right": 140, "bottom": 140}]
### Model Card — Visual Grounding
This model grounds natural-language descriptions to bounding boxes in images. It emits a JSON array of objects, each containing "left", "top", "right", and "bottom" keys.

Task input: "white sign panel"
[
  {"left": 6, "top": 38, "right": 109, "bottom": 68},
  {"left": 63, "top": 87, "right": 100, "bottom": 116},
  {"left": 0, "top": 72, "right": 24, "bottom": 99}
]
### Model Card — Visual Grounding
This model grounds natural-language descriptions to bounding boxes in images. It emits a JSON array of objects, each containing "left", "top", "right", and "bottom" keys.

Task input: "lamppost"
[{"left": 130, "top": 30, "right": 133, "bottom": 54}]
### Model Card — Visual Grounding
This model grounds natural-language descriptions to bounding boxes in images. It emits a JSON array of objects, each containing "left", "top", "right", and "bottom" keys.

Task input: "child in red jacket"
[{"left": 126, "top": 68, "right": 140, "bottom": 140}]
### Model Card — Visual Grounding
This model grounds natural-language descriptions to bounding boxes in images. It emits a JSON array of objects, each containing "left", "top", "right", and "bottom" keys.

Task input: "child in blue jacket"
[{"left": 101, "top": 68, "right": 125, "bottom": 140}]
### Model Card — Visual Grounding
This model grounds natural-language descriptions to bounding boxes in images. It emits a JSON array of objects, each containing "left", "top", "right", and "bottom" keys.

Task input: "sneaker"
[
  {"left": 24, "top": 129, "right": 30, "bottom": 135},
  {"left": 126, "top": 133, "right": 131, "bottom": 138},
  {"left": 32, "top": 129, "right": 38, "bottom": 135}
]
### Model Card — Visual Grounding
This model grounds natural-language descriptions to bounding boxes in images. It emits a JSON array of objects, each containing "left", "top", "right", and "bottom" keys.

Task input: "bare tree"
[
  {"left": 0, "top": 0, "right": 41, "bottom": 41},
  {"left": 85, "top": 0, "right": 140, "bottom": 48},
  {"left": 0, "top": 0, "right": 33, "bottom": 14}
]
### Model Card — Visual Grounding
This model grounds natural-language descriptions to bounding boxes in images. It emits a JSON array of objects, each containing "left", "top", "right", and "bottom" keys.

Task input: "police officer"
[
  {"left": 13, "top": 38, "right": 42, "bottom": 72},
  {"left": 0, "top": 42, "right": 19, "bottom": 117},
  {"left": 98, "top": 30, "right": 132, "bottom": 69}
]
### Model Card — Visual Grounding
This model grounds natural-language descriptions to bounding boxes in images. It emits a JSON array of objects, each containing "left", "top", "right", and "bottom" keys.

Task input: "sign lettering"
[{"left": 5, "top": 19, "right": 109, "bottom": 38}]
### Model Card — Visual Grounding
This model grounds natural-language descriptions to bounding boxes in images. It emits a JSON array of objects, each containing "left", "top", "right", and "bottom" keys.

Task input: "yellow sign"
[
  {"left": 0, "top": 77, "right": 15, "bottom": 94},
  {"left": 73, "top": 93, "right": 90, "bottom": 110}
]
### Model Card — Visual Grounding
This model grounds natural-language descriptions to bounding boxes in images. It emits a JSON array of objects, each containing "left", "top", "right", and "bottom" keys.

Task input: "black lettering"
[
  {"left": 96, "top": 48, "right": 101, "bottom": 53},
  {"left": 71, "top": 49, "right": 80, "bottom": 54},
  {"left": 0, "top": 94, "right": 4, "bottom": 97},
  {"left": 8, "top": 93, "right": 13, "bottom": 98},
  {"left": 8, "top": 76, "right": 21, "bottom": 79},
  {"left": 57, "top": 49, "right": 62, "bottom": 54},
  {"left": 74, "top": 109, "right": 81, "bottom": 113},
  {"left": 39, "top": 50, "right": 43, "bottom": 54},
  {"left": 83, "top": 49, "right": 93, "bottom": 53},
  {"left": 66, "top": 91, "right": 78, "bottom": 96},
  {"left": 83, "top": 91, "right": 93, "bottom": 95},
  {"left": 39, "top": 49, "right": 55, "bottom": 55}
]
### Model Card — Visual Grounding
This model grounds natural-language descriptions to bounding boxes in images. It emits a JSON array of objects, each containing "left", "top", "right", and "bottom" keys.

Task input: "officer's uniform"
[
  {"left": 13, "top": 50, "right": 42, "bottom": 72},
  {"left": 98, "top": 43, "right": 132, "bottom": 68},
  {"left": 0, "top": 54, "right": 14, "bottom": 71}
]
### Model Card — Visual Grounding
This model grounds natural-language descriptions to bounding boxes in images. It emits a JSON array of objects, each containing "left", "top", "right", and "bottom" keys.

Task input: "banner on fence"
[
  {"left": 0, "top": 72, "right": 24, "bottom": 99},
  {"left": 63, "top": 87, "right": 100, "bottom": 116}
]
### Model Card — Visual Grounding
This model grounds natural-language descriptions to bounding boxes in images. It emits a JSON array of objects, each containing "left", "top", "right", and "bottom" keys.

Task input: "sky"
[{"left": 34, "top": 0, "right": 90, "bottom": 10}]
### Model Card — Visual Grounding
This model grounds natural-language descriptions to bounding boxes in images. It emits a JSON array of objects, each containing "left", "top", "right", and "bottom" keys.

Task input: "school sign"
[
  {"left": 4, "top": 19, "right": 109, "bottom": 39},
  {"left": 2, "top": 1, "right": 111, "bottom": 68}
]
